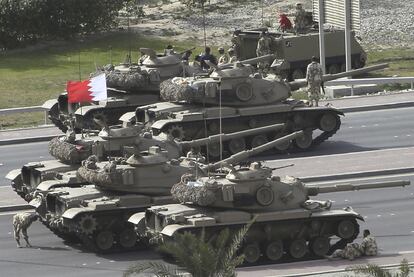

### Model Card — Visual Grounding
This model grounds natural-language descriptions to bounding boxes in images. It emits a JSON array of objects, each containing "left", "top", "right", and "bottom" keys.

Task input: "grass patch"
[
  {"left": 0, "top": 31, "right": 203, "bottom": 110},
  {"left": 366, "top": 47, "right": 414, "bottom": 77},
  {"left": 0, "top": 112, "right": 46, "bottom": 130}
]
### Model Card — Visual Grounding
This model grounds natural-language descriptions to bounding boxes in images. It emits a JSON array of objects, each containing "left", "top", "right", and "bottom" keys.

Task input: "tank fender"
[
  {"left": 74, "top": 105, "right": 105, "bottom": 116},
  {"left": 37, "top": 180, "right": 70, "bottom": 192},
  {"left": 152, "top": 119, "right": 183, "bottom": 131},
  {"left": 161, "top": 224, "right": 194, "bottom": 237},
  {"left": 42, "top": 99, "right": 58, "bottom": 111},
  {"left": 128, "top": 212, "right": 146, "bottom": 235},
  {"left": 5, "top": 169, "right": 21, "bottom": 182},
  {"left": 62, "top": 207, "right": 95, "bottom": 220}
]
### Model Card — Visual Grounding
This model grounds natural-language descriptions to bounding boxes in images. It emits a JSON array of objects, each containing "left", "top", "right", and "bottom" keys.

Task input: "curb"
[
  {"left": 340, "top": 101, "right": 414, "bottom": 113},
  {"left": 0, "top": 135, "right": 58, "bottom": 146},
  {"left": 300, "top": 167, "right": 414, "bottom": 183},
  {"left": 0, "top": 204, "right": 33, "bottom": 212}
]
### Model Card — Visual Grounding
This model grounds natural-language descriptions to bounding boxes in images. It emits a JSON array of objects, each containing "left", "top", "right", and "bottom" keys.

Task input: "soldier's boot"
[
  {"left": 23, "top": 231, "right": 31, "bottom": 247},
  {"left": 16, "top": 238, "right": 21, "bottom": 248}
]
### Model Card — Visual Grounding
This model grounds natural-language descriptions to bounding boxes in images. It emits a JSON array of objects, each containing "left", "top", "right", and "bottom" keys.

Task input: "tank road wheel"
[
  {"left": 319, "top": 113, "right": 339, "bottom": 132},
  {"left": 243, "top": 243, "right": 261, "bottom": 264},
  {"left": 328, "top": 64, "right": 340, "bottom": 75},
  {"left": 289, "top": 239, "right": 307, "bottom": 259},
  {"left": 95, "top": 230, "right": 114, "bottom": 251},
  {"left": 235, "top": 83, "right": 253, "bottom": 102},
  {"left": 166, "top": 125, "right": 185, "bottom": 140},
  {"left": 274, "top": 132, "right": 291, "bottom": 151},
  {"left": 310, "top": 237, "right": 330, "bottom": 257},
  {"left": 119, "top": 228, "right": 138, "bottom": 249},
  {"left": 291, "top": 69, "right": 304, "bottom": 80},
  {"left": 79, "top": 214, "right": 97, "bottom": 235},
  {"left": 265, "top": 240, "right": 284, "bottom": 261},
  {"left": 294, "top": 130, "right": 313, "bottom": 150},
  {"left": 337, "top": 220, "right": 357, "bottom": 239},
  {"left": 250, "top": 135, "right": 268, "bottom": 148},
  {"left": 228, "top": 138, "right": 246, "bottom": 154},
  {"left": 207, "top": 142, "right": 221, "bottom": 158}
]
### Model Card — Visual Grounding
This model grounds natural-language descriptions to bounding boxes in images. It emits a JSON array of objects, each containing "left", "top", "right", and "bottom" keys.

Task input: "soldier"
[
  {"left": 306, "top": 56, "right": 323, "bottom": 107},
  {"left": 294, "top": 3, "right": 307, "bottom": 33},
  {"left": 13, "top": 212, "right": 39, "bottom": 248},
  {"left": 164, "top": 44, "right": 175, "bottom": 56},
  {"left": 186, "top": 147, "right": 205, "bottom": 163},
  {"left": 279, "top": 13, "right": 292, "bottom": 32},
  {"left": 256, "top": 31, "right": 272, "bottom": 74},
  {"left": 326, "top": 242, "right": 362, "bottom": 261},
  {"left": 231, "top": 30, "right": 242, "bottom": 59},
  {"left": 360, "top": 229, "right": 378, "bottom": 256},
  {"left": 217, "top": 47, "right": 229, "bottom": 65},
  {"left": 228, "top": 48, "right": 238, "bottom": 63},
  {"left": 200, "top": 47, "right": 217, "bottom": 70},
  {"left": 181, "top": 50, "right": 192, "bottom": 62}
]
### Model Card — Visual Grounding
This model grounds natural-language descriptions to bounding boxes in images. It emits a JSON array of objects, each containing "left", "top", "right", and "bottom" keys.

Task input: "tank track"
[
  {"left": 310, "top": 113, "right": 341, "bottom": 149},
  {"left": 40, "top": 220, "right": 80, "bottom": 244}
]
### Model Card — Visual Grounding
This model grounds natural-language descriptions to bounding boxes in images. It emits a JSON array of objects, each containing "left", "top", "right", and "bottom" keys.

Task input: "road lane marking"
[{"left": 394, "top": 136, "right": 399, "bottom": 138}]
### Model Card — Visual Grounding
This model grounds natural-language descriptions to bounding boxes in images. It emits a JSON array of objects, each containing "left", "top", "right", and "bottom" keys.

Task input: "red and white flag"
[{"left": 67, "top": 74, "right": 107, "bottom": 103}]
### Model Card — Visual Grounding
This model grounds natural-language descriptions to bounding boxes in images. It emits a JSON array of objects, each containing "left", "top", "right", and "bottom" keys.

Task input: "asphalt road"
[
  {"left": 0, "top": 174, "right": 412, "bottom": 277},
  {"left": 1, "top": 106, "right": 414, "bottom": 186}
]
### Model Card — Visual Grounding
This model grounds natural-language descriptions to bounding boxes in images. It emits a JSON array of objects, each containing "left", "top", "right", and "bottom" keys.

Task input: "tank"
[
  {"left": 6, "top": 123, "right": 287, "bottom": 201},
  {"left": 132, "top": 164, "right": 410, "bottom": 264},
  {"left": 42, "top": 48, "right": 200, "bottom": 133},
  {"left": 234, "top": 28, "right": 367, "bottom": 80},
  {"left": 134, "top": 62, "right": 388, "bottom": 159},
  {"left": 29, "top": 131, "right": 304, "bottom": 252}
]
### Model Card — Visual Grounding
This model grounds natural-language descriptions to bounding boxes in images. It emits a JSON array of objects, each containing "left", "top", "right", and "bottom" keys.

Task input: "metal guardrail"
[
  {"left": 326, "top": 76, "right": 414, "bottom": 89},
  {"left": 0, "top": 106, "right": 48, "bottom": 125}
]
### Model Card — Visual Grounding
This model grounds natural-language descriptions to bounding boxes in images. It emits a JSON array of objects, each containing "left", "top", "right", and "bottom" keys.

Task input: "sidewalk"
[
  {"left": 237, "top": 251, "right": 414, "bottom": 277},
  {"left": 0, "top": 90, "right": 413, "bottom": 144}
]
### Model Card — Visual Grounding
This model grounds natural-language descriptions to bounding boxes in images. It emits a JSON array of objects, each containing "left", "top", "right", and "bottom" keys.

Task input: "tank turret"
[
  {"left": 43, "top": 47, "right": 201, "bottom": 133},
  {"left": 76, "top": 130, "right": 303, "bottom": 195},
  {"left": 160, "top": 63, "right": 388, "bottom": 106},
  {"left": 133, "top": 163, "right": 410, "bottom": 263}
]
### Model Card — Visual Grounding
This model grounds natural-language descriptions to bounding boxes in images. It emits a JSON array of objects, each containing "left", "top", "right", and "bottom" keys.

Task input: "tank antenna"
[
  {"left": 219, "top": 78, "right": 223, "bottom": 163},
  {"left": 202, "top": 1, "right": 207, "bottom": 48}
]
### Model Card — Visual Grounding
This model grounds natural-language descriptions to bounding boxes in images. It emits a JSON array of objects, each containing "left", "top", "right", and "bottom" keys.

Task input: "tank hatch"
[
  {"left": 226, "top": 162, "right": 273, "bottom": 182},
  {"left": 126, "top": 146, "right": 168, "bottom": 166}
]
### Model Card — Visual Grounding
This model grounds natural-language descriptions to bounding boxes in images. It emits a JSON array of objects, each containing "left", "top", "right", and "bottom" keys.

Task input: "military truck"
[{"left": 234, "top": 28, "right": 366, "bottom": 80}]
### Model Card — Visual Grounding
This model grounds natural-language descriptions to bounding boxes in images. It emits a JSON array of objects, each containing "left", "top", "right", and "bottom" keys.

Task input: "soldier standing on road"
[
  {"left": 217, "top": 47, "right": 229, "bottom": 65},
  {"left": 13, "top": 212, "right": 39, "bottom": 248},
  {"left": 294, "top": 3, "right": 307, "bottom": 33},
  {"left": 360, "top": 229, "right": 378, "bottom": 256},
  {"left": 306, "top": 56, "right": 323, "bottom": 107}
]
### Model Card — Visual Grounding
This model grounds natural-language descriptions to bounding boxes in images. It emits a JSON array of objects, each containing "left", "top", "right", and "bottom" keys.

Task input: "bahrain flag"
[{"left": 67, "top": 74, "right": 107, "bottom": 103}]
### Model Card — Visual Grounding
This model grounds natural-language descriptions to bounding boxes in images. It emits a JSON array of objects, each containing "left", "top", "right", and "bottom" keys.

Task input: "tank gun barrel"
[
  {"left": 288, "top": 63, "right": 389, "bottom": 91},
  {"left": 218, "top": 54, "right": 275, "bottom": 69},
  {"left": 177, "top": 123, "right": 285, "bottom": 149},
  {"left": 307, "top": 180, "right": 410, "bottom": 196},
  {"left": 205, "top": 130, "right": 304, "bottom": 171}
]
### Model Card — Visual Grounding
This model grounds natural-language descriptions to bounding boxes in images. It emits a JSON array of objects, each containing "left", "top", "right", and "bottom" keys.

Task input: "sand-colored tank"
[
  {"left": 29, "top": 132, "right": 303, "bottom": 252},
  {"left": 131, "top": 165, "right": 409, "bottom": 263},
  {"left": 6, "top": 123, "right": 287, "bottom": 201},
  {"left": 134, "top": 62, "right": 387, "bottom": 159},
  {"left": 42, "top": 48, "right": 200, "bottom": 133}
]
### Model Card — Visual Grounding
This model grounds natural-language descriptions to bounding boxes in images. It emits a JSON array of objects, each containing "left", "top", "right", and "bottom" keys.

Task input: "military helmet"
[{"left": 218, "top": 47, "right": 225, "bottom": 53}]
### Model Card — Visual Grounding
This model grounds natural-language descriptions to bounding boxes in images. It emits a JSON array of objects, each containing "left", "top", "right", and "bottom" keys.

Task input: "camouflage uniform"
[
  {"left": 330, "top": 242, "right": 362, "bottom": 261},
  {"left": 360, "top": 235, "right": 378, "bottom": 256},
  {"left": 13, "top": 212, "right": 38, "bottom": 248},
  {"left": 294, "top": 4, "right": 307, "bottom": 33},
  {"left": 231, "top": 33, "right": 242, "bottom": 59},
  {"left": 229, "top": 55, "right": 238, "bottom": 63},
  {"left": 306, "top": 61, "right": 323, "bottom": 106},
  {"left": 256, "top": 34, "right": 272, "bottom": 73}
]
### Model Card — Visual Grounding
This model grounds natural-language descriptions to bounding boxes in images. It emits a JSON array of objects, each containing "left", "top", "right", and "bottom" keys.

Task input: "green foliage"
[
  {"left": 347, "top": 259, "right": 412, "bottom": 277},
  {"left": 124, "top": 220, "right": 254, "bottom": 277},
  {"left": 0, "top": 0, "right": 128, "bottom": 50}
]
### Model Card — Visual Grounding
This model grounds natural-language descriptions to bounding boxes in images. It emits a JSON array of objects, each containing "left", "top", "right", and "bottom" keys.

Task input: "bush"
[{"left": 0, "top": 0, "right": 128, "bottom": 50}]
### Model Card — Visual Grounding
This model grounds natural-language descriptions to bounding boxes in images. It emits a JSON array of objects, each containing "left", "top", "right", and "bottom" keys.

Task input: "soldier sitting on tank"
[
  {"left": 294, "top": 3, "right": 307, "bottom": 33},
  {"left": 200, "top": 47, "right": 217, "bottom": 71},
  {"left": 217, "top": 47, "right": 229, "bottom": 65},
  {"left": 186, "top": 147, "right": 206, "bottom": 163},
  {"left": 228, "top": 48, "right": 238, "bottom": 64},
  {"left": 13, "top": 212, "right": 39, "bottom": 248},
  {"left": 181, "top": 50, "right": 192, "bottom": 63},
  {"left": 138, "top": 51, "right": 148, "bottom": 65},
  {"left": 164, "top": 44, "right": 175, "bottom": 56},
  {"left": 306, "top": 56, "right": 323, "bottom": 107}
]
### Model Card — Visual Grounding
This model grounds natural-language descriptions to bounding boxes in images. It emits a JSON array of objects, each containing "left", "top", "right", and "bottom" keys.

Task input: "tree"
[
  {"left": 348, "top": 259, "right": 412, "bottom": 277},
  {"left": 124, "top": 223, "right": 253, "bottom": 277}
]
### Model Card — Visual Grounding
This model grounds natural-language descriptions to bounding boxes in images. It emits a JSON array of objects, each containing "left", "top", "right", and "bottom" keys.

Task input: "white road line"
[
  {"left": 394, "top": 136, "right": 399, "bottom": 138},
  {"left": 361, "top": 125, "right": 367, "bottom": 128}
]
